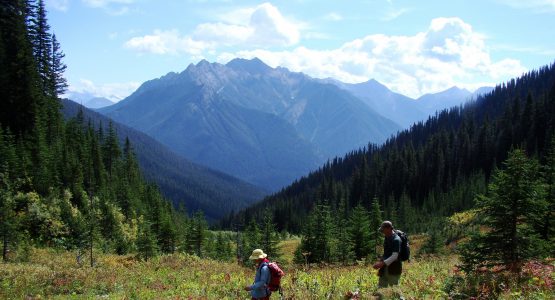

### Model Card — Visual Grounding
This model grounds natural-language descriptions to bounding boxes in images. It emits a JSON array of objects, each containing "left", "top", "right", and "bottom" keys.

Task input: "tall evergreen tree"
[
  {"left": 27, "top": 0, "right": 52, "bottom": 95},
  {"left": 460, "top": 149, "right": 548, "bottom": 272},
  {"left": 260, "top": 210, "right": 282, "bottom": 260},
  {"left": 187, "top": 211, "right": 207, "bottom": 257},
  {"left": 50, "top": 33, "right": 67, "bottom": 96},
  {"left": 348, "top": 204, "right": 372, "bottom": 260},
  {"left": 243, "top": 219, "right": 262, "bottom": 264},
  {"left": 369, "top": 197, "right": 383, "bottom": 259},
  {"left": 136, "top": 218, "right": 158, "bottom": 261}
]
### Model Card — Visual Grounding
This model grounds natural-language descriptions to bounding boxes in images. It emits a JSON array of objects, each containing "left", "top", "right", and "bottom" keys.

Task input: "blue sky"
[{"left": 46, "top": 0, "right": 555, "bottom": 100}]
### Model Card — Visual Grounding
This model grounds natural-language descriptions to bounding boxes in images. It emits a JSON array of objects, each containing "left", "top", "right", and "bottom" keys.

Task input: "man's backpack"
[
  {"left": 394, "top": 230, "right": 410, "bottom": 261},
  {"left": 264, "top": 261, "right": 285, "bottom": 292}
]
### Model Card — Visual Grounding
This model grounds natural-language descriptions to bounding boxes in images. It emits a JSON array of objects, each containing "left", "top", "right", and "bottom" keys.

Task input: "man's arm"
[
  {"left": 250, "top": 265, "right": 270, "bottom": 290},
  {"left": 383, "top": 252, "right": 399, "bottom": 266}
]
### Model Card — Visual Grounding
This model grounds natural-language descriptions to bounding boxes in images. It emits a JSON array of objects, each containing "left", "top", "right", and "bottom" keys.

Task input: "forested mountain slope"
[
  {"left": 62, "top": 100, "right": 267, "bottom": 220},
  {"left": 223, "top": 62, "right": 555, "bottom": 233}
]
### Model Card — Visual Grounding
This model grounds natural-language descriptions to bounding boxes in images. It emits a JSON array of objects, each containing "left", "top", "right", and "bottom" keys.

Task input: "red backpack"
[{"left": 264, "top": 261, "right": 285, "bottom": 292}]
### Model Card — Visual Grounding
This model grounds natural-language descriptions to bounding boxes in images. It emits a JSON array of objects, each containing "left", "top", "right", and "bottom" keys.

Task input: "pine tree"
[
  {"left": 369, "top": 197, "right": 383, "bottom": 259},
  {"left": 334, "top": 195, "right": 354, "bottom": 264},
  {"left": 296, "top": 202, "right": 334, "bottom": 263},
  {"left": 243, "top": 219, "right": 262, "bottom": 264},
  {"left": 136, "top": 218, "right": 158, "bottom": 260},
  {"left": 213, "top": 232, "right": 232, "bottom": 261},
  {"left": 27, "top": 0, "right": 52, "bottom": 95},
  {"left": 260, "top": 210, "right": 282, "bottom": 261},
  {"left": 50, "top": 33, "right": 67, "bottom": 96},
  {"left": 460, "top": 149, "right": 548, "bottom": 272},
  {"left": 187, "top": 211, "right": 206, "bottom": 257},
  {"left": 348, "top": 204, "right": 372, "bottom": 260}
]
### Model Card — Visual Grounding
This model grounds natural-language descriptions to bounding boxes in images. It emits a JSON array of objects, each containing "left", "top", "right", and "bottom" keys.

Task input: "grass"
[{"left": 0, "top": 242, "right": 553, "bottom": 299}]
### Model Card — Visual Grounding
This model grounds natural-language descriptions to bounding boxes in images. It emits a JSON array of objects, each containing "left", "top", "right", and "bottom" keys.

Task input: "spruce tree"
[
  {"left": 335, "top": 195, "right": 354, "bottom": 264},
  {"left": 348, "top": 204, "right": 372, "bottom": 260},
  {"left": 136, "top": 218, "right": 158, "bottom": 260},
  {"left": 369, "top": 197, "right": 383, "bottom": 259},
  {"left": 187, "top": 211, "right": 206, "bottom": 257},
  {"left": 50, "top": 33, "right": 67, "bottom": 96},
  {"left": 260, "top": 210, "right": 282, "bottom": 261},
  {"left": 460, "top": 149, "right": 548, "bottom": 272},
  {"left": 243, "top": 219, "right": 262, "bottom": 264}
]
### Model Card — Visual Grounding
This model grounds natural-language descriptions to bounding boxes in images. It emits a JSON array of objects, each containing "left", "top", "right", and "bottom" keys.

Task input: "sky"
[{"left": 46, "top": 0, "right": 555, "bottom": 101}]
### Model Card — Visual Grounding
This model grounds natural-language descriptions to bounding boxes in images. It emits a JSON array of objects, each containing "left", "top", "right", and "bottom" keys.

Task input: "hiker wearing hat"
[
  {"left": 244, "top": 249, "right": 271, "bottom": 300},
  {"left": 372, "top": 221, "right": 403, "bottom": 288}
]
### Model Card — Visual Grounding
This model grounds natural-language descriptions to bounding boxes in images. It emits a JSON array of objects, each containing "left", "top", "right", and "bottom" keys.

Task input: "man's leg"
[{"left": 378, "top": 268, "right": 401, "bottom": 288}]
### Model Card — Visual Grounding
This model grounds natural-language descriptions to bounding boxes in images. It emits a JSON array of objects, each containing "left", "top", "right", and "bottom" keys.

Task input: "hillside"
[
  {"left": 224, "top": 62, "right": 555, "bottom": 233},
  {"left": 99, "top": 58, "right": 400, "bottom": 191},
  {"left": 62, "top": 99, "right": 267, "bottom": 220}
]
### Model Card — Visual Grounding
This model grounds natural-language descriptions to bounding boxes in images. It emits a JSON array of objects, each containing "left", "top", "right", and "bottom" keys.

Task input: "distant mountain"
[
  {"left": 66, "top": 91, "right": 115, "bottom": 109},
  {"left": 472, "top": 86, "right": 495, "bottom": 98},
  {"left": 82, "top": 97, "right": 114, "bottom": 109},
  {"left": 61, "top": 99, "right": 267, "bottom": 220},
  {"left": 224, "top": 62, "right": 555, "bottom": 233},
  {"left": 335, "top": 79, "right": 426, "bottom": 128},
  {"left": 334, "top": 79, "right": 493, "bottom": 128},
  {"left": 99, "top": 58, "right": 400, "bottom": 191}
]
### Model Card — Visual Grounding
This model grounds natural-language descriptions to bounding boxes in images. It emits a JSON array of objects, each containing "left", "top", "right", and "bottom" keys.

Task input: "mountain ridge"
[{"left": 100, "top": 58, "right": 400, "bottom": 191}]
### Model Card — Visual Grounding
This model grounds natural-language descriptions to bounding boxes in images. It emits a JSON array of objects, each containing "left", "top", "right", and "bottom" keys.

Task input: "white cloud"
[
  {"left": 125, "top": 2, "right": 300, "bottom": 55},
  {"left": 68, "top": 79, "right": 140, "bottom": 101},
  {"left": 217, "top": 17, "right": 526, "bottom": 98},
  {"left": 125, "top": 29, "right": 210, "bottom": 55},
  {"left": 47, "top": 0, "right": 69, "bottom": 11},
  {"left": 194, "top": 2, "right": 300, "bottom": 47}
]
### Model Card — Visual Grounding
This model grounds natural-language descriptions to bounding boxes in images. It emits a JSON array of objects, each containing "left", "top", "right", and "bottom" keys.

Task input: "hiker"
[
  {"left": 244, "top": 249, "right": 271, "bottom": 300},
  {"left": 372, "top": 221, "right": 403, "bottom": 288}
]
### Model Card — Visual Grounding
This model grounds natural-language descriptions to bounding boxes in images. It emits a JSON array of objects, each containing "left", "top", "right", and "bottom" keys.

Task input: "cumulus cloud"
[
  {"left": 68, "top": 79, "right": 141, "bottom": 101},
  {"left": 217, "top": 17, "right": 526, "bottom": 98},
  {"left": 125, "top": 2, "right": 300, "bottom": 55},
  {"left": 125, "top": 29, "right": 210, "bottom": 55}
]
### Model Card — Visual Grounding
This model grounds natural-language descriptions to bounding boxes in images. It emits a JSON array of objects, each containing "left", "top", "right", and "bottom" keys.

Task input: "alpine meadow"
[{"left": 1, "top": 1, "right": 554, "bottom": 299}]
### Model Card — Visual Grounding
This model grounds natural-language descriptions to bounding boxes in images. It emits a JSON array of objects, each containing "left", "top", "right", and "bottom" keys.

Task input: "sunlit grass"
[{"left": 1, "top": 247, "right": 552, "bottom": 299}]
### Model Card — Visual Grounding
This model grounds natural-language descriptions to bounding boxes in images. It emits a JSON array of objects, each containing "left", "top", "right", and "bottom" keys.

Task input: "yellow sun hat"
[{"left": 249, "top": 249, "right": 267, "bottom": 260}]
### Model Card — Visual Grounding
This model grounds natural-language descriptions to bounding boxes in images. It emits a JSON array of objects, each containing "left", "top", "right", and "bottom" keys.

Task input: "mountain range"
[
  {"left": 99, "top": 58, "right": 401, "bottom": 191},
  {"left": 66, "top": 90, "right": 115, "bottom": 109},
  {"left": 61, "top": 99, "right": 267, "bottom": 220},
  {"left": 333, "top": 79, "right": 493, "bottom": 128},
  {"left": 224, "top": 62, "right": 555, "bottom": 232}
]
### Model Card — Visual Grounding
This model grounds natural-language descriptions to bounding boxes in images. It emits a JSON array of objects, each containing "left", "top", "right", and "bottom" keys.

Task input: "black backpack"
[{"left": 394, "top": 229, "right": 410, "bottom": 261}]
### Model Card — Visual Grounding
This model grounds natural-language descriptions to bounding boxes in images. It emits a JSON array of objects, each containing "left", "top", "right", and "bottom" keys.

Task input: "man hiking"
[
  {"left": 372, "top": 221, "right": 403, "bottom": 288},
  {"left": 244, "top": 249, "right": 271, "bottom": 300}
]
